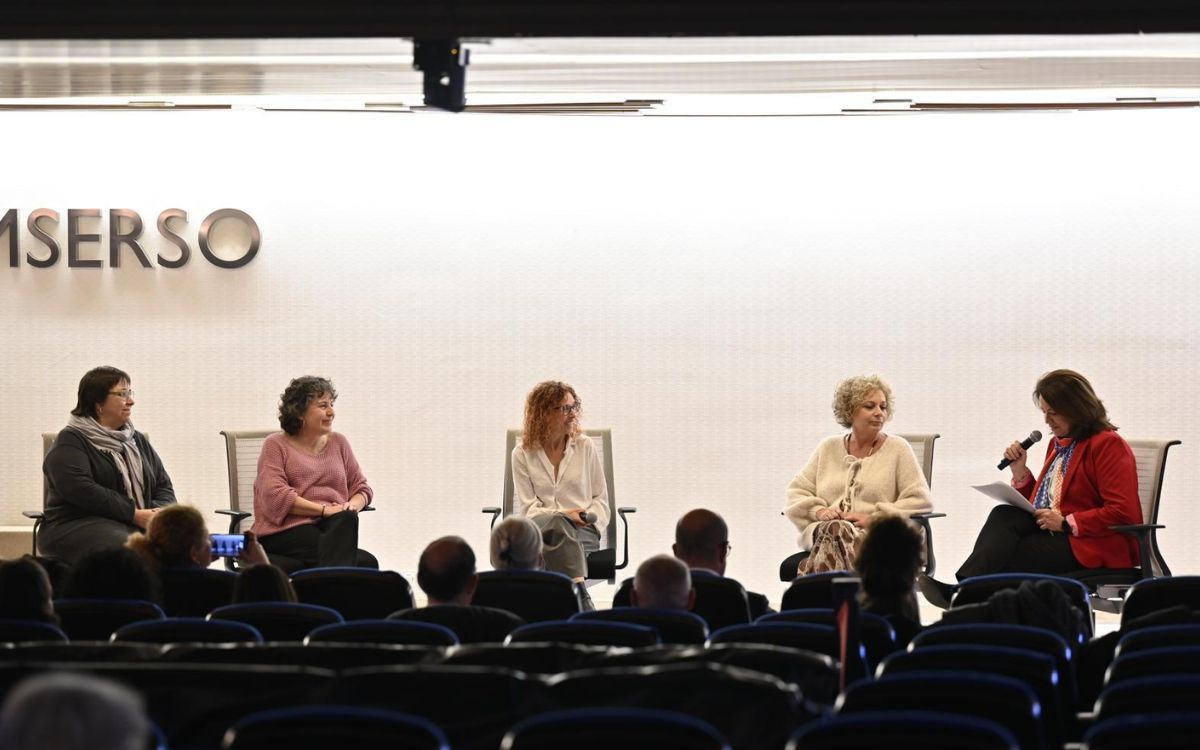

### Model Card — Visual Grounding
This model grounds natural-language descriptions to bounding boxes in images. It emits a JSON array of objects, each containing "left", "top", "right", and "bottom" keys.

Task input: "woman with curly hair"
[
  {"left": 785, "top": 374, "right": 933, "bottom": 575},
  {"left": 252, "top": 376, "right": 376, "bottom": 572},
  {"left": 511, "top": 381, "right": 607, "bottom": 594}
]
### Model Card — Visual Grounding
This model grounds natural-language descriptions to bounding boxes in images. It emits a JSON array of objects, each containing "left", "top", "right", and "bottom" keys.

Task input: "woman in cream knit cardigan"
[{"left": 785, "top": 375, "right": 933, "bottom": 574}]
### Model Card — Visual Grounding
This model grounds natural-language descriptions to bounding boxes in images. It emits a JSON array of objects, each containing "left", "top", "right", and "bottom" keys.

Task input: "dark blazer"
[{"left": 42, "top": 427, "right": 176, "bottom": 527}]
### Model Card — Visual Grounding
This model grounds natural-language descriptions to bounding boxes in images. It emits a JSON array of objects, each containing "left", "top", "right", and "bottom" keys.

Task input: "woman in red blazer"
[{"left": 955, "top": 369, "right": 1142, "bottom": 580}]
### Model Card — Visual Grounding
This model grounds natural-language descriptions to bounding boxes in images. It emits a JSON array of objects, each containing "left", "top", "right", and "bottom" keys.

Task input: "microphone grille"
[{"left": 1029, "top": 430, "right": 1043, "bottom": 442}]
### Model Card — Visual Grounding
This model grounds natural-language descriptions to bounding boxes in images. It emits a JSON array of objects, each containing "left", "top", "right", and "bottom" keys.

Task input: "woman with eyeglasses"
[
  {"left": 785, "top": 374, "right": 933, "bottom": 575},
  {"left": 252, "top": 376, "right": 377, "bottom": 573},
  {"left": 41, "top": 366, "right": 177, "bottom": 564},
  {"left": 511, "top": 381, "right": 607, "bottom": 605}
]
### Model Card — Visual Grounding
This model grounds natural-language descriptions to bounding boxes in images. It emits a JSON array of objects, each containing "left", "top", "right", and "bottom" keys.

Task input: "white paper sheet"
[{"left": 972, "top": 481, "right": 1036, "bottom": 513}]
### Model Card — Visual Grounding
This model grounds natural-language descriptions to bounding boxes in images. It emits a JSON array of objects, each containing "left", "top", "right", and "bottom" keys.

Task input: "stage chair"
[
  {"left": 779, "top": 433, "right": 943, "bottom": 582},
  {"left": 501, "top": 707, "right": 730, "bottom": 750},
  {"left": 222, "top": 705, "right": 450, "bottom": 750},
  {"left": 209, "top": 602, "right": 342, "bottom": 642},
  {"left": 482, "top": 428, "right": 636, "bottom": 583}
]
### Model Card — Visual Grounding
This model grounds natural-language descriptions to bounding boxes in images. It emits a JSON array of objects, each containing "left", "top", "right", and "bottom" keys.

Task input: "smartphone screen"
[{"left": 210, "top": 533, "right": 246, "bottom": 557}]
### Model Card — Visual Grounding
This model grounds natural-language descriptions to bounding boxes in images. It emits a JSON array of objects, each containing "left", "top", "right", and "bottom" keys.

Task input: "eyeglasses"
[
  {"left": 556, "top": 402, "right": 582, "bottom": 415},
  {"left": 108, "top": 389, "right": 134, "bottom": 400}
]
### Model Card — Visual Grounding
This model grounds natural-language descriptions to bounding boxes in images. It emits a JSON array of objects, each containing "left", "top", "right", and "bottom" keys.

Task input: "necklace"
[{"left": 845, "top": 433, "right": 881, "bottom": 459}]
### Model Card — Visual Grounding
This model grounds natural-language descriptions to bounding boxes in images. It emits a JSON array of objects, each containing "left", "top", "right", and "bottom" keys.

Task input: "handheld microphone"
[
  {"left": 997, "top": 430, "right": 1043, "bottom": 470},
  {"left": 581, "top": 512, "right": 598, "bottom": 524}
]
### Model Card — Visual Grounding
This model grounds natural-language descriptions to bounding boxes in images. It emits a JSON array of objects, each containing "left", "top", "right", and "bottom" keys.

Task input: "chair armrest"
[
  {"left": 360, "top": 506, "right": 376, "bottom": 513},
  {"left": 215, "top": 509, "right": 252, "bottom": 535},
  {"left": 614, "top": 507, "right": 637, "bottom": 571},
  {"left": 1110, "top": 523, "right": 1165, "bottom": 579},
  {"left": 481, "top": 507, "right": 502, "bottom": 529},
  {"left": 909, "top": 512, "right": 946, "bottom": 577},
  {"left": 21, "top": 510, "right": 44, "bottom": 520}
]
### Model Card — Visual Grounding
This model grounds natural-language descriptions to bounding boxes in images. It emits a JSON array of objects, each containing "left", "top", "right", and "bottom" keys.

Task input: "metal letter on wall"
[
  {"left": 1, "top": 209, "right": 15, "bottom": 267},
  {"left": 67, "top": 209, "right": 102, "bottom": 268},
  {"left": 109, "top": 209, "right": 151, "bottom": 268},
  {"left": 156, "top": 208, "right": 190, "bottom": 268},
  {"left": 27, "top": 209, "right": 60, "bottom": 268},
  {"left": 198, "top": 208, "right": 260, "bottom": 269}
]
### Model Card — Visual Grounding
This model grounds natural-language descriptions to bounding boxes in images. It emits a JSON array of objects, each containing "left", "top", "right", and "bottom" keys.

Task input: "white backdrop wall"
[{"left": 1, "top": 106, "right": 1197, "bottom": 603}]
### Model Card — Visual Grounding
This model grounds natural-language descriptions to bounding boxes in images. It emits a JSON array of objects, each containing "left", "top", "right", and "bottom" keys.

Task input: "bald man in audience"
[
  {"left": 630, "top": 554, "right": 696, "bottom": 611},
  {"left": 615, "top": 509, "right": 773, "bottom": 618},
  {"left": 389, "top": 535, "right": 524, "bottom": 642}
]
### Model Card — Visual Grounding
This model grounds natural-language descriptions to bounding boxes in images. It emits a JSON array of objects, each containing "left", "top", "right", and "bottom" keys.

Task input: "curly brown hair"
[
  {"left": 278, "top": 376, "right": 337, "bottom": 435},
  {"left": 521, "top": 380, "right": 581, "bottom": 450}
]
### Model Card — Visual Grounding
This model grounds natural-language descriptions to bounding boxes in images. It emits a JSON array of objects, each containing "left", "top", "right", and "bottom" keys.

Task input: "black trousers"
[
  {"left": 258, "top": 511, "right": 378, "bottom": 573},
  {"left": 956, "top": 505, "right": 1081, "bottom": 581}
]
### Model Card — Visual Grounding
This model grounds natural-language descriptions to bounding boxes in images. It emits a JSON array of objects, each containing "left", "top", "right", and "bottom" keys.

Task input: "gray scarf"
[{"left": 66, "top": 414, "right": 147, "bottom": 509}]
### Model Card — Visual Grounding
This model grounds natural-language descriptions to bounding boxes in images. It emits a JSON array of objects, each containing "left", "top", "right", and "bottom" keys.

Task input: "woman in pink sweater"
[{"left": 252, "top": 376, "right": 377, "bottom": 572}]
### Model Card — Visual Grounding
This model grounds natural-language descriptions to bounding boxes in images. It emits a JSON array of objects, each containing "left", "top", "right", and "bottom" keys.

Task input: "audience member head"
[
  {"left": 126, "top": 504, "right": 211, "bottom": 570},
  {"left": 489, "top": 516, "right": 545, "bottom": 570},
  {"left": 62, "top": 547, "right": 161, "bottom": 604},
  {"left": 673, "top": 508, "right": 730, "bottom": 575},
  {"left": 1033, "top": 369, "right": 1115, "bottom": 439},
  {"left": 832, "top": 374, "right": 894, "bottom": 429},
  {"left": 0, "top": 672, "right": 149, "bottom": 750},
  {"left": 418, "top": 536, "right": 477, "bottom": 605},
  {"left": 277, "top": 376, "right": 337, "bottom": 435},
  {"left": 521, "top": 380, "right": 581, "bottom": 449},
  {"left": 70, "top": 365, "right": 132, "bottom": 421},
  {"left": 233, "top": 563, "right": 297, "bottom": 603},
  {"left": 854, "top": 515, "right": 924, "bottom": 622},
  {"left": 631, "top": 554, "right": 695, "bottom": 611},
  {"left": 0, "top": 556, "right": 58, "bottom": 624}
]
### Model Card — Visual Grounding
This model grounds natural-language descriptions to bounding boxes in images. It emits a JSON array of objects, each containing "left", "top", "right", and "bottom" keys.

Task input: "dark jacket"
[{"left": 42, "top": 427, "right": 176, "bottom": 528}]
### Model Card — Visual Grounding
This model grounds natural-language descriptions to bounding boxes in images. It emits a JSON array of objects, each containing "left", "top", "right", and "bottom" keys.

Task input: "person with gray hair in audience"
[
  {"left": 490, "top": 516, "right": 545, "bottom": 570},
  {"left": 0, "top": 672, "right": 150, "bottom": 750},
  {"left": 630, "top": 554, "right": 696, "bottom": 611}
]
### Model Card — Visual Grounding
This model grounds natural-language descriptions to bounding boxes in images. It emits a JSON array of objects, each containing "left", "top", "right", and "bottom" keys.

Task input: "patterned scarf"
[
  {"left": 66, "top": 414, "right": 147, "bottom": 509},
  {"left": 1033, "top": 438, "right": 1076, "bottom": 511}
]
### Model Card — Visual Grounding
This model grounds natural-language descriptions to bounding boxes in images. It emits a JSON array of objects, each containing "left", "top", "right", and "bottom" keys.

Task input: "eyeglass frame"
[{"left": 108, "top": 389, "right": 135, "bottom": 400}]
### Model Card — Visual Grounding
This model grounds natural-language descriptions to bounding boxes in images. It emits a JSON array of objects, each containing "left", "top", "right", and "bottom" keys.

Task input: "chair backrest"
[
  {"left": 1119, "top": 575, "right": 1200, "bottom": 628},
  {"left": 571, "top": 608, "right": 709, "bottom": 645},
  {"left": 159, "top": 567, "right": 237, "bottom": 617},
  {"left": 894, "top": 433, "right": 940, "bottom": 487},
  {"left": 1115, "top": 624, "right": 1200, "bottom": 659},
  {"left": 471, "top": 569, "right": 581, "bottom": 623},
  {"left": 219, "top": 429, "right": 279, "bottom": 527},
  {"left": 53, "top": 598, "right": 165, "bottom": 641},
  {"left": 780, "top": 571, "right": 853, "bottom": 611},
  {"left": 209, "top": 602, "right": 343, "bottom": 642},
  {"left": 290, "top": 567, "right": 415, "bottom": 620},
  {"left": 506, "top": 620, "right": 661, "bottom": 648},
  {"left": 1082, "top": 712, "right": 1200, "bottom": 750},
  {"left": 787, "top": 710, "right": 1019, "bottom": 750},
  {"left": 1094, "top": 675, "right": 1200, "bottom": 722},
  {"left": 502, "top": 707, "right": 731, "bottom": 750},
  {"left": 836, "top": 672, "right": 1046, "bottom": 750},
  {"left": 0, "top": 617, "right": 68, "bottom": 643},
  {"left": 304, "top": 619, "right": 459, "bottom": 646},
  {"left": 689, "top": 572, "right": 753, "bottom": 630},
  {"left": 1104, "top": 646, "right": 1200, "bottom": 687},
  {"left": 113, "top": 616, "right": 264, "bottom": 644},
  {"left": 1125, "top": 439, "right": 1179, "bottom": 577},
  {"left": 502, "top": 428, "right": 616, "bottom": 542},
  {"left": 224, "top": 705, "right": 450, "bottom": 750},
  {"left": 757, "top": 609, "right": 898, "bottom": 668},
  {"left": 950, "top": 573, "right": 1093, "bottom": 640}
]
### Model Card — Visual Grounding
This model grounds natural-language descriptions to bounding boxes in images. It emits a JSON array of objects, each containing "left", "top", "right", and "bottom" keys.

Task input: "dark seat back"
[
  {"left": 507, "top": 620, "right": 660, "bottom": 648},
  {"left": 388, "top": 605, "right": 525, "bottom": 644},
  {"left": 304, "top": 619, "right": 458, "bottom": 646},
  {"left": 503, "top": 707, "right": 730, "bottom": 750},
  {"left": 290, "top": 567, "right": 415, "bottom": 620},
  {"left": 223, "top": 705, "right": 450, "bottom": 750},
  {"left": 159, "top": 567, "right": 236, "bottom": 617},
  {"left": 0, "top": 618, "right": 68, "bottom": 643},
  {"left": 114, "top": 617, "right": 264, "bottom": 644},
  {"left": 1120, "top": 576, "right": 1200, "bottom": 627},
  {"left": 571, "top": 608, "right": 708, "bottom": 645},
  {"left": 471, "top": 570, "right": 580, "bottom": 623},
  {"left": 780, "top": 571, "right": 853, "bottom": 611},
  {"left": 787, "top": 710, "right": 1018, "bottom": 750},
  {"left": 1083, "top": 712, "right": 1200, "bottom": 750},
  {"left": 209, "top": 602, "right": 342, "bottom": 641},
  {"left": 758, "top": 609, "right": 898, "bottom": 668},
  {"left": 53, "top": 598, "right": 165, "bottom": 641}
]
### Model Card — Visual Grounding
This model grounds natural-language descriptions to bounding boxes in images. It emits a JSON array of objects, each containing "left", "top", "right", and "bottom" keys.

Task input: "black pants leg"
[
  {"left": 259, "top": 511, "right": 362, "bottom": 571},
  {"left": 957, "top": 505, "right": 1080, "bottom": 581}
]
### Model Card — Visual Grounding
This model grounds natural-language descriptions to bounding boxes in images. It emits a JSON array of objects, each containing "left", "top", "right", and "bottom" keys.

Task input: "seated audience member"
[
  {"left": 40, "top": 366, "right": 177, "bottom": 565},
  {"left": 252, "top": 376, "right": 377, "bottom": 573},
  {"left": 126, "top": 504, "right": 268, "bottom": 570},
  {"left": 390, "top": 536, "right": 524, "bottom": 643},
  {"left": 0, "top": 672, "right": 149, "bottom": 750},
  {"left": 0, "top": 556, "right": 58, "bottom": 624},
  {"left": 489, "top": 516, "right": 545, "bottom": 570},
  {"left": 613, "top": 509, "right": 773, "bottom": 618},
  {"left": 630, "top": 554, "right": 695, "bottom": 611},
  {"left": 233, "top": 563, "right": 298, "bottom": 603},
  {"left": 61, "top": 547, "right": 162, "bottom": 603},
  {"left": 854, "top": 515, "right": 924, "bottom": 646}
]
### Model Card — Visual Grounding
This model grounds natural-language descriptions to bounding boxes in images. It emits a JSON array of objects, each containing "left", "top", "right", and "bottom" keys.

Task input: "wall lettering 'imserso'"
[{"left": 0, "top": 208, "right": 260, "bottom": 269}]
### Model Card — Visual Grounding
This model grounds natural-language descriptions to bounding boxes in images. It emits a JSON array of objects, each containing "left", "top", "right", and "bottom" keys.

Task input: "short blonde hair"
[
  {"left": 490, "top": 516, "right": 544, "bottom": 570},
  {"left": 832, "top": 374, "right": 894, "bottom": 429}
]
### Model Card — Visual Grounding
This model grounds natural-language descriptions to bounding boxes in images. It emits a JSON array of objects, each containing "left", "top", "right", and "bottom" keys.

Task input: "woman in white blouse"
[
  {"left": 785, "top": 374, "right": 933, "bottom": 575},
  {"left": 511, "top": 381, "right": 609, "bottom": 592}
]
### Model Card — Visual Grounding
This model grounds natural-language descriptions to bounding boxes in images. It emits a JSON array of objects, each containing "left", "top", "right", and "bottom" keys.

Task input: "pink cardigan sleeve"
[{"left": 253, "top": 436, "right": 300, "bottom": 526}]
